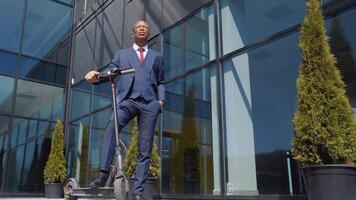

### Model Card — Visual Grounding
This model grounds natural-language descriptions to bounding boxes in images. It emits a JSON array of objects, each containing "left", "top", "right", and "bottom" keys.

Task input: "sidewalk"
[
  {"left": 0, "top": 198, "right": 115, "bottom": 200},
  {"left": 0, "top": 197, "right": 113, "bottom": 200}
]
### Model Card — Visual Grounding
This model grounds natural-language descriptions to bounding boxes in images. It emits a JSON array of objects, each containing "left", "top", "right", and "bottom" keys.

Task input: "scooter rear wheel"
[{"left": 114, "top": 177, "right": 129, "bottom": 200}]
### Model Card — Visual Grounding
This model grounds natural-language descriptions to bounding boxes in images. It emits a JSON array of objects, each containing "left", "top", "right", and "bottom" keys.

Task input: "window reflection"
[
  {"left": 14, "top": 80, "right": 65, "bottom": 120},
  {"left": 0, "top": 75, "right": 15, "bottom": 113},
  {"left": 326, "top": 9, "right": 356, "bottom": 110},
  {"left": 92, "top": 81, "right": 111, "bottom": 112},
  {"left": 0, "top": 115, "right": 9, "bottom": 190},
  {"left": 59, "top": 0, "right": 74, "bottom": 5},
  {"left": 0, "top": 51, "right": 18, "bottom": 75},
  {"left": 22, "top": 0, "right": 72, "bottom": 62},
  {"left": 6, "top": 118, "right": 54, "bottom": 192},
  {"left": 0, "top": 0, "right": 24, "bottom": 52},
  {"left": 20, "top": 57, "right": 67, "bottom": 85},
  {"left": 71, "top": 89, "right": 91, "bottom": 120},
  {"left": 88, "top": 108, "right": 113, "bottom": 183},
  {"left": 162, "top": 66, "right": 219, "bottom": 195},
  {"left": 67, "top": 117, "right": 90, "bottom": 186},
  {"left": 221, "top": 0, "right": 305, "bottom": 55},
  {"left": 223, "top": 33, "right": 301, "bottom": 195},
  {"left": 163, "top": 4, "right": 215, "bottom": 80}
]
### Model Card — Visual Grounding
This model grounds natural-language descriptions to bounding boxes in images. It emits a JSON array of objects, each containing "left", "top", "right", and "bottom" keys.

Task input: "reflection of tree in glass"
[
  {"left": 329, "top": 17, "right": 356, "bottom": 104},
  {"left": 79, "top": 126, "right": 89, "bottom": 186},
  {"left": 27, "top": 124, "right": 52, "bottom": 192},
  {"left": 24, "top": 143, "right": 39, "bottom": 192},
  {"left": 0, "top": 137, "right": 5, "bottom": 189},
  {"left": 170, "top": 85, "right": 200, "bottom": 194}
]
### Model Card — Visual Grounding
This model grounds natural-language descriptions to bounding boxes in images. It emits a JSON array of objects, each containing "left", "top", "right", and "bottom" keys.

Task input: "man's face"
[{"left": 132, "top": 21, "right": 150, "bottom": 42}]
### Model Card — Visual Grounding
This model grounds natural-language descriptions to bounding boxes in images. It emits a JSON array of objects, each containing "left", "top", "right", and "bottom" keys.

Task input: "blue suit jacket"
[{"left": 102, "top": 48, "right": 165, "bottom": 103}]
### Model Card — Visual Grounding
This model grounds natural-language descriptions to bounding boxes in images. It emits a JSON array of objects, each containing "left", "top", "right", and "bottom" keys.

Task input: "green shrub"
[
  {"left": 292, "top": 0, "right": 356, "bottom": 166},
  {"left": 124, "top": 118, "right": 161, "bottom": 178},
  {"left": 43, "top": 120, "right": 67, "bottom": 183}
]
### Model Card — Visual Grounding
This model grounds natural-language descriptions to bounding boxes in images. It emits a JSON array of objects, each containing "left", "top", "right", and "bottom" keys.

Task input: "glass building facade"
[
  {"left": 0, "top": 0, "right": 73, "bottom": 194},
  {"left": 0, "top": 0, "right": 356, "bottom": 199}
]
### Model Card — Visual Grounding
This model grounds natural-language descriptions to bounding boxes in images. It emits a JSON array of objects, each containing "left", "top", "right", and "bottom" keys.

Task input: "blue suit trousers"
[{"left": 100, "top": 98, "right": 161, "bottom": 195}]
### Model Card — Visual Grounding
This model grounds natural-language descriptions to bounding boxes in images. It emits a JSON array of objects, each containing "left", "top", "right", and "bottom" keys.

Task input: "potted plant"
[
  {"left": 124, "top": 118, "right": 161, "bottom": 200},
  {"left": 292, "top": 0, "right": 356, "bottom": 199},
  {"left": 43, "top": 119, "right": 67, "bottom": 198}
]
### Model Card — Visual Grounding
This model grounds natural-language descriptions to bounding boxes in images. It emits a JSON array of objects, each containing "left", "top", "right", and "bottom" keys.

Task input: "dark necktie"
[{"left": 139, "top": 47, "right": 144, "bottom": 63}]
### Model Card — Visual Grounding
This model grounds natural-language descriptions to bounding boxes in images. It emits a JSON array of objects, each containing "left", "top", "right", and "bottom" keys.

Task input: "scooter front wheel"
[
  {"left": 63, "top": 178, "right": 79, "bottom": 200},
  {"left": 114, "top": 176, "right": 129, "bottom": 200}
]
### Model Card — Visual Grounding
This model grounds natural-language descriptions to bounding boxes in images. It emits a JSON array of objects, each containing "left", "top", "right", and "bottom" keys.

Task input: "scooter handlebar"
[{"left": 97, "top": 68, "right": 135, "bottom": 80}]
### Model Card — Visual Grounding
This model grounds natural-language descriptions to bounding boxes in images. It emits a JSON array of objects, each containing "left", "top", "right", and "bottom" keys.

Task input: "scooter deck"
[{"left": 72, "top": 187, "right": 114, "bottom": 198}]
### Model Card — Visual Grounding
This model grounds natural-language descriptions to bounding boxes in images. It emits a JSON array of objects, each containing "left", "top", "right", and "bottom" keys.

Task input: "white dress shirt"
[{"left": 133, "top": 43, "right": 148, "bottom": 60}]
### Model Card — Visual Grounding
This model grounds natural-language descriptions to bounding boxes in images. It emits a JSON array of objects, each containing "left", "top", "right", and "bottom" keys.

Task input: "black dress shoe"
[
  {"left": 88, "top": 171, "right": 109, "bottom": 187},
  {"left": 134, "top": 194, "right": 146, "bottom": 200}
]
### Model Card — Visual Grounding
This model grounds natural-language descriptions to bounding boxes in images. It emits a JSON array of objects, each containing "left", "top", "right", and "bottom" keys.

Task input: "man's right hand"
[{"left": 85, "top": 71, "right": 100, "bottom": 83}]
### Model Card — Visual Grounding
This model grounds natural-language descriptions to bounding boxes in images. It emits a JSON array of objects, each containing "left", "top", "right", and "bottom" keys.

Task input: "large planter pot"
[
  {"left": 129, "top": 178, "right": 158, "bottom": 200},
  {"left": 302, "top": 165, "right": 356, "bottom": 200},
  {"left": 45, "top": 183, "right": 64, "bottom": 198}
]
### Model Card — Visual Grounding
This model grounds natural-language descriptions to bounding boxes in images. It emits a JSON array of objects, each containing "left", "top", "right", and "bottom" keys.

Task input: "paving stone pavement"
[{"left": 0, "top": 198, "right": 115, "bottom": 200}]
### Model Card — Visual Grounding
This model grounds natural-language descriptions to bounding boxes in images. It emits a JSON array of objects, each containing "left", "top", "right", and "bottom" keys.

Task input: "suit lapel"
[
  {"left": 127, "top": 47, "right": 155, "bottom": 72},
  {"left": 142, "top": 50, "right": 155, "bottom": 72},
  {"left": 128, "top": 48, "right": 141, "bottom": 69}
]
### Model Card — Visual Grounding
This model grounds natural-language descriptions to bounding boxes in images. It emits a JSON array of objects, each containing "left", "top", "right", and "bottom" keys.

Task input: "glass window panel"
[
  {"left": 20, "top": 139, "right": 35, "bottom": 192},
  {"left": 27, "top": 120, "right": 38, "bottom": 139},
  {"left": 67, "top": 117, "right": 90, "bottom": 185},
  {"left": 22, "top": 0, "right": 72, "bottom": 61},
  {"left": 222, "top": 33, "right": 301, "bottom": 195},
  {"left": 38, "top": 121, "right": 54, "bottom": 137},
  {"left": 0, "top": 0, "right": 24, "bottom": 52},
  {"left": 73, "top": 18, "right": 95, "bottom": 82},
  {"left": 88, "top": 108, "right": 112, "bottom": 181},
  {"left": 0, "top": 115, "right": 9, "bottom": 189},
  {"left": 94, "top": 2, "right": 124, "bottom": 68},
  {"left": 59, "top": 0, "right": 74, "bottom": 5},
  {"left": 185, "top": 27, "right": 210, "bottom": 57},
  {"left": 162, "top": 66, "right": 220, "bottom": 195},
  {"left": 54, "top": 38, "right": 70, "bottom": 65},
  {"left": 71, "top": 89, "right": 91, "bottom": 120},
  {"left": 185, "top": 51, "right": 209, "bottom": 71},
  {"left": 75, "top": 79, "right": 93, "bottom": 91},
  {"left": 149, "top": 37, "right": 160, "bottom": 52},
  {"left": 20, "top": 57, "right": 67, "bottom": 85},
  {"left": 322, "top": 0, "right": 332, "bottom": 4},
  {"left": 164, "top": 26, "right": 183, "bottom": 44},
  {"left": 92, "top": 82, "right": 111, "bottom": 111},
  {"left": 10, "top": 123, "right": 19, "bottom": 149},
  {"left": 163, "top": 44, "right": 184, "bottom": 79},
  {"left": 0, "top": 51, "right": 18, "bottom": 75},
  {"left": 0, "top": 75, "right": 15, "bottom": 113},
  {"left": 15, "top": 79, "right": 65, "bottom": 120},
  {"left": 7, "top": 117, "right": 53, "bottom": 192},
  {"left": 34, "top": 121, "right": 54, "bottom": 192},
  {"left": 221, "top": 0, "right": 305, "bottom": 55},
  {"left": 5, "top": 145, "right": 24, "bottom": 192},
  {"left": 326, "top": 8, "right": 356, "bottom": 110},
  {"left": 185, "top": 4, "right": 216, "bottom": 61},
  {"left": 16, "top": 119, "right": 28, "bottom": 146},
  {"left": 163, "top": 4, "right": 215, "bottom": 80},
  {"left": 0, "top": 115, "right": 9, "bottom": 138}
]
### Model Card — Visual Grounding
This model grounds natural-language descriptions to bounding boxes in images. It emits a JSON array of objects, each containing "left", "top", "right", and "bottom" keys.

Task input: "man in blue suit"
[{"left": 85, "top": 20, "right": 165, "bottom": 200}]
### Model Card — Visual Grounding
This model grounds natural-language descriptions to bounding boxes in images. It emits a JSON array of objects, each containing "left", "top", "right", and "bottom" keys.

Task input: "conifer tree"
[
  {"left": 292, "top": 0, "right": 356, "bottom": 166},
  {"left": 124, "top": 118, "right": 161, "bottom": 178},
  {"left": 44, "top": 120, "right": 67, "bottom": 183}
]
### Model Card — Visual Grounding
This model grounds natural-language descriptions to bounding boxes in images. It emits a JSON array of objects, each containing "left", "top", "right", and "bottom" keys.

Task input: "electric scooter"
[{"left": 64, "top": 67, "right": 135, "bottom": 200}]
